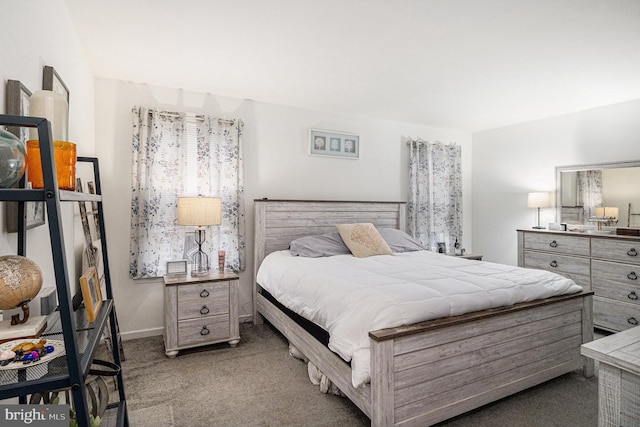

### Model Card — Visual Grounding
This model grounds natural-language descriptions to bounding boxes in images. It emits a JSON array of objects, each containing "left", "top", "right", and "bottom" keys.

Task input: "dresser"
[
  {"left": 518, "top": 229, "right": 640, "bottom": 332},
  {"left": 163, "top": 271, "right": 240, "bottom": 357}
]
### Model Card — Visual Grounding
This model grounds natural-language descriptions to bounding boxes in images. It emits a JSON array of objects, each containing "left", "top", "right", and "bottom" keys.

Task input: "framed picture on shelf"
[
  {"left": 309, "top": 129, "right": 359, "bottom": 159},
  {"left": 437, "top": 242, "right": 447, "bottom": 254},
  {"left": 5, "top": 79, "right": 32, "bottom": 140},
  {"left": 79, "top": 267, "right": 102, "bottom": 322},
  {"left": 4, "top": 79, "right": 46, "bottom": 233},
  {"left": 42, "top": 65, "right": 70, "bottom": 104}
]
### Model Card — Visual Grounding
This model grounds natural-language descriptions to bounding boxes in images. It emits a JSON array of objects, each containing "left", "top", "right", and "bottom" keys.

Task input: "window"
[{"left": 129, "top": 107, "right": 245, "bottom": 278}]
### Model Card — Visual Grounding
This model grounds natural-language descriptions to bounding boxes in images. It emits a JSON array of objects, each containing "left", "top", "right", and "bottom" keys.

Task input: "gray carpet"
[{"left": 116, "top": 323, "right": 598, "bottom": 426}]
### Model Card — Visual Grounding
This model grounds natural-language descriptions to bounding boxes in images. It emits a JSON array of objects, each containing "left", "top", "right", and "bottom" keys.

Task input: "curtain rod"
[{"left": 155, "top": 110, "right": 236, "bottom": 124}]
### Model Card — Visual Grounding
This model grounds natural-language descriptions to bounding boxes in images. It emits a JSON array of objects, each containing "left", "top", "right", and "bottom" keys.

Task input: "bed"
[{"left": 253, "top": 199, "right": 594, "bottom": 426}]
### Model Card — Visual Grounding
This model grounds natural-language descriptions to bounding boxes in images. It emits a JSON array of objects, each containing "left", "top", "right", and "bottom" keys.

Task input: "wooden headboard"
[
  {"left": 253, "top": 199, "right": 406, "bottom": 267},
  {"left": 253, "top": 199, "right": 406, "bottom": 316}
]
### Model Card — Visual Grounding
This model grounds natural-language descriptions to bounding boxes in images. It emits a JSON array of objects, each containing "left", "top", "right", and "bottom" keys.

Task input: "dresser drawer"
[
  {"left": 593, "top": 296, "right": 640, "bottom": 331},
  {"left": 592, "top": 260, "right": 640, "bottom": 304},
  {"left": 523, "top": 233, "right": 590, "bottom": 256},
  {"left": 178, "top": 280, "right": 229, "bottom": 320},
  {"left": 591, "top": 238, "right": 640, "bottom": 265},
  {"left": 523, "top": 251, "right": 591, "bottom": 289},
  {"left": 178, "top": 315, "right": 230, "bottom": 347}
]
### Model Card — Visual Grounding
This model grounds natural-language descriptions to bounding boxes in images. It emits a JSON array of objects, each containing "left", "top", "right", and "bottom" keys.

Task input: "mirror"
[{"left": 556, "top": 160, "right": 640, "bottom": 229}]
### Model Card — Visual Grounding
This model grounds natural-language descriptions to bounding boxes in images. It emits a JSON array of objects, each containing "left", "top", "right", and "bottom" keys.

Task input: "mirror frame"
[{"left": 555, "top": 159, "right": 640, "bottom": 223}]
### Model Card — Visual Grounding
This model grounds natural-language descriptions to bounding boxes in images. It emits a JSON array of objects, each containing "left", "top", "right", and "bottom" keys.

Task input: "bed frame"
[{"left": 253, "top": 199, "right": 594, "bottom": 426}]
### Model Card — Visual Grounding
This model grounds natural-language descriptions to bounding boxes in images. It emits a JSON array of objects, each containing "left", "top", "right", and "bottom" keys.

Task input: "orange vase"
[{"left": 26, "top": 140, "right": 76, "bottom": 190}]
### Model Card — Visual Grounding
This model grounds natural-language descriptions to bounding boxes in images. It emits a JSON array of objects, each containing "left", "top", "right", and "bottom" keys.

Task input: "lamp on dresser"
[
  {"left": 528, "top": 191, "right": 551, "bottom": 229},
  {"left": 177, "top": 196, "right": 222, "bottom": 276},
  {"left": 590, "top": 206, "right": 619, "bottom": 231}
]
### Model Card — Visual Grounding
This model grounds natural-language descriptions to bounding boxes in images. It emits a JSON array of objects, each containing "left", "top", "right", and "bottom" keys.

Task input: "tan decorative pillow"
[{"left": 336, "top": 223, "right": 393, "bottom": 258}]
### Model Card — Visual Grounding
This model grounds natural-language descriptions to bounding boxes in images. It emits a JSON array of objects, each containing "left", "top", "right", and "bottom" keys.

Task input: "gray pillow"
[
  {"left": 377, "top": 228, "right": 427, "bottom": 253},
  {"left": 289, "top": 231, "right": 351, "bottom": 257}
]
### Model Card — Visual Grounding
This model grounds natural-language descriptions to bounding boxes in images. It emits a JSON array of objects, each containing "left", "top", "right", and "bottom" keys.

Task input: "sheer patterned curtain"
[
  {"left": 577, "top": 170, "right": 603, "bottom": 221},
  {"left": 129, "top": 107, "right": 245, "bottom": 279},
  {"left": 408, "top": 140, "right": 462, "bottom": 252}
]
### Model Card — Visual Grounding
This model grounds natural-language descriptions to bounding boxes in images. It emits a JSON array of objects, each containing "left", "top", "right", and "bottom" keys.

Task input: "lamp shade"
[
  {"left": 595, "top": 207, "right": 619, "bottom": 219},
  {"left": 177, "top": 197, "right": 222, "bottom": 226},
  {"left": 527, "top": 192, "right": 551, "bottom": 209}
]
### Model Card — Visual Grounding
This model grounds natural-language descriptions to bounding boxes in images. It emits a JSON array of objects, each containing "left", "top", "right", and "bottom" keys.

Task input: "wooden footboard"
[
  {"left": 368, "top": 291, "right": 593, "bottom": 426},
  {"left": 257, "top": 287, "right": 593, "bottom": 426}
]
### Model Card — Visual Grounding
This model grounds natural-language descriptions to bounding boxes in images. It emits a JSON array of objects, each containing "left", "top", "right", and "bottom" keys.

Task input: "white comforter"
[{"left": 256, "top": 250, "right": 582, "bottom": 388}]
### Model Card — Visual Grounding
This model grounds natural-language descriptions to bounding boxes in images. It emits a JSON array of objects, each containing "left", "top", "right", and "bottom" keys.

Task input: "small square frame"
[
  {"left": 5, "top": 79, "right": 46, "bottom": 232},
  {"left": 79, "top": 267, "right": 102, "bottom": 322},
  {"left": 309, "top": 129, "right": 359, "bottom": 159},
  {"left": 166, "top": 260, "right": 188, "bottom": 276},
  {"left": 437, "top": 242, "right": 447, "bottom": 254},
  {"left": 43, "top": 65, "right": 70, "bottom": 104}
]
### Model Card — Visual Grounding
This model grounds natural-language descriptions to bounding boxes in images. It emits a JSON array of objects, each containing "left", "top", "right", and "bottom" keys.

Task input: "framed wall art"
[
  {"left": 5, "top": 79, "right": 46, "bottom": 232},
  {"left": 79, "top": 267, "right": 102, "bottom": 322},
  {"left": 43, "top": 65, "right": 70, "bottom": 104},
  {"left": 309, "top": 129, "right": 359, "bottom": 159}
]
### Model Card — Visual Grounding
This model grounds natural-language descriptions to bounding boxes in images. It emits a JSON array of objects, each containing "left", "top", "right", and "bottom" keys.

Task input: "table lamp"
[
  {"left": 528, "top": 192, "right": 551, "bottom": 229},
  {"left": 177, "top": 197, "right": 222, "bottom": 276},
  {"left": 592, "top": 206, "right": 619, "bottom": 230}
]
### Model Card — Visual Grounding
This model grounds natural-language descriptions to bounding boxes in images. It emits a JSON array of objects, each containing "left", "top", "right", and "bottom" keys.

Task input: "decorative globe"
[
  {"left": 0, "top": 255, "right": 43, "bottom": 310},
  {"left": 0, "top": 128, "right": 26, "bottom": 188}
]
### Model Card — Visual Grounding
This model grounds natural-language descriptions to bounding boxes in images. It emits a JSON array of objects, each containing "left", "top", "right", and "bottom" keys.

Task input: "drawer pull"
[
  {"left": 200, "top": 305, "right": 210, "bottom": 315},
  {"left": 627, "top": 248, "right": 638, "bottom": 257},
  {"left": 200, "top": 326, "right": 210, "bottom": 335},
  {"left": 627, "top": 272, "right": 638, "bottom": 281},
  {"left": 628, "top": 291, "right": 639, "bottom": 300},
  {"left": 628, "top": 317, "right": 639, "bottom": 326},
  {"left": 549, "top": 240, "right": 558, "bottom": 248},
  {"left": 200, "top": 289, "right": 209, "bottom": 298},
  {"left": 549, "top": 260, "right": 558, "bottom": 268}
]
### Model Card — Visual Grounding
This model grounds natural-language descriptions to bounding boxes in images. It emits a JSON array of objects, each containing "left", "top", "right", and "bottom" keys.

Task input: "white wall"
[
  {"left": 0, "top": 1, "right": 95, "bottom": 318},
  {"left": 472, "top": 99, "right": 640, "bottom": 266},
  {"left": 94, "top": 78, "right": 472, "bottom": 338}
]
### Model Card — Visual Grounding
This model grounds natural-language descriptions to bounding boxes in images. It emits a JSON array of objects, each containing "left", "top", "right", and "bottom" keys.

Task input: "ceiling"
[{"left": 64, "top": 0, "right": 640, "bottom": 132}]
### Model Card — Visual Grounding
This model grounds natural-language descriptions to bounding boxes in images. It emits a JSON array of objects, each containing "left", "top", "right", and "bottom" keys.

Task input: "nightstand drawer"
[
  {"left": 593, "top": 297, "right": 640, "bottom": 331},
  {"left": 523, "top": 252, "right": 591, "bottom": 288},
  {"left": 178, "top": 281, "right": 229, "bottom": 319},
  {"left": 523, "top": 233, "right": 590, "bottom": 256},
  {"left": 591, "top": 238, "right": 640, "bottom": 265},
  {"left": 178, "top": 315, "right": 230, "bottom": 347}
]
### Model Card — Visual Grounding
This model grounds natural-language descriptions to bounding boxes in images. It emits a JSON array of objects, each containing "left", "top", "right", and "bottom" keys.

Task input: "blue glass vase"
[{"left": 0, "top": 128, "right": 26, "bottom": 188}]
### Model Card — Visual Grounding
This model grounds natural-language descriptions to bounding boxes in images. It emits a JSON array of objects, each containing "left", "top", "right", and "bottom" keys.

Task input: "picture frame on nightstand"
[{"left": 166, "top": 260, "right": 188, "bottom": 276}]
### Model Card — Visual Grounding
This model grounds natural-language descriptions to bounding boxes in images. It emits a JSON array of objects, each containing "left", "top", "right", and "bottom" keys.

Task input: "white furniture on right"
[
  {"left": 518, "top": 229, "right": 640, "bottom": 332},
  {"left": 581, "top": 326, "right": 640, "bottom": 427}
]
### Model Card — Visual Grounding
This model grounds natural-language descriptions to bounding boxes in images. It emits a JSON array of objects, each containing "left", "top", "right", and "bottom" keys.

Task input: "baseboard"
[
  {"left": 120, "top": 327, "right": 163, "bottom": 341},
  {"left": 239, "top": 314, "right": 253, "bottom": 323}
]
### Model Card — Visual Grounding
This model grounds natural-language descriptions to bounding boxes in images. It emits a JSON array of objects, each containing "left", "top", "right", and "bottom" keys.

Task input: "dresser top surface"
[{"left": 518, "top": 228, "right": 640, "bottom": 241}]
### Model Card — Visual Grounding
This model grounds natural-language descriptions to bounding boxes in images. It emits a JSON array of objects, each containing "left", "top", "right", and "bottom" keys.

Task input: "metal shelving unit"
[{"left": 0, "top": 114, "right": 128, "bottom": 427}]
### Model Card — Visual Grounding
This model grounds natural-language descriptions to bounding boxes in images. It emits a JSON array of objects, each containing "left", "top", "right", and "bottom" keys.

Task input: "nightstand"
[{"left": 163, "top": 270, "right": 240, "bottom": 357}]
